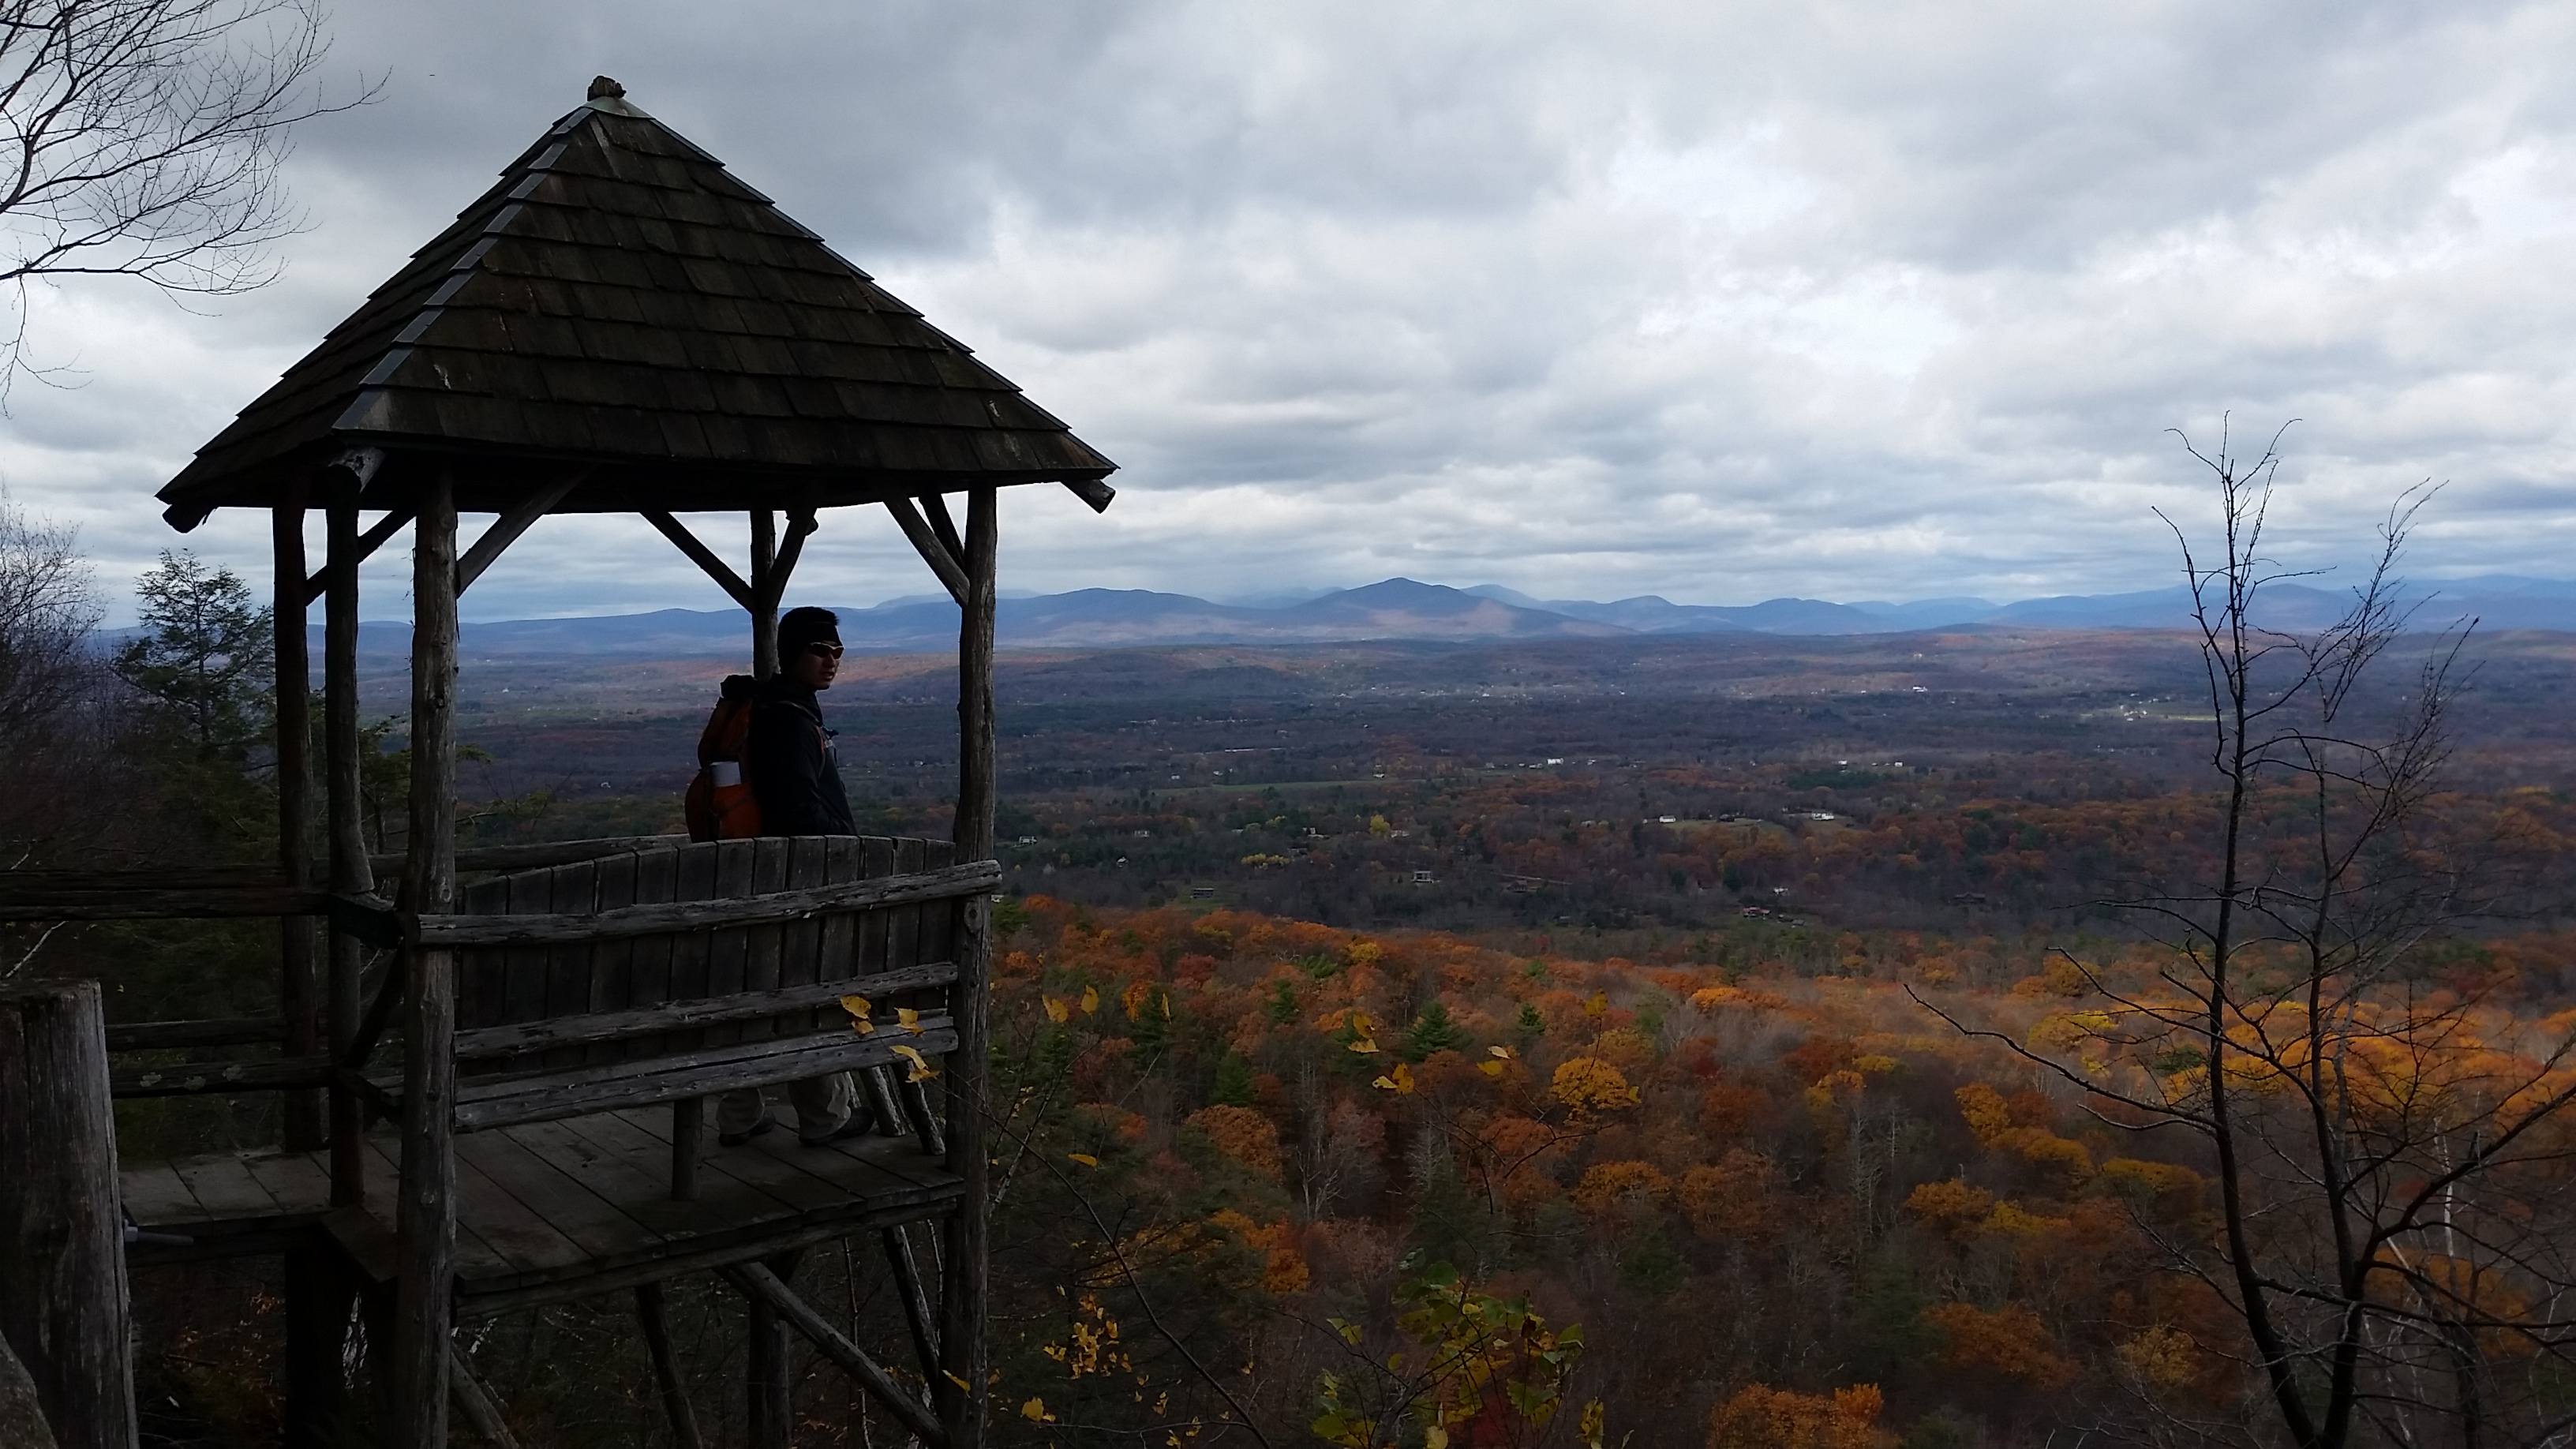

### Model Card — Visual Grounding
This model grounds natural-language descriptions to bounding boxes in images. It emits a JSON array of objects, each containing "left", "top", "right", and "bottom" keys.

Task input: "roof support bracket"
[
  {"left": 301, "top": 508, "right": 415, "bottom": 608},
  {"left": 455, "top": 474, "right": 584, "bottom": 597},
  {"left": 642, "top": 511, "right": 754, "bottom": 611},
  {"left": 885, "top": 496, "right": 968, "bottom": 608},
  {"left": 757, "top": 508, "right": 818, "bottom": 613}
]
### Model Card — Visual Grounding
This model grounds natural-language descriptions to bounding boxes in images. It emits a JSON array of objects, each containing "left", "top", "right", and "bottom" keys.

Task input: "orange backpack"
[{"left": 683, "top": 675, "right": 762, "bottom": 841}]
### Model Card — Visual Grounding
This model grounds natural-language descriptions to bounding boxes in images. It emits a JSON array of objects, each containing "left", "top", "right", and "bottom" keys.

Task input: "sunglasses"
[{"left": 802, "top": 642, "right": 844, "bottom": 660}]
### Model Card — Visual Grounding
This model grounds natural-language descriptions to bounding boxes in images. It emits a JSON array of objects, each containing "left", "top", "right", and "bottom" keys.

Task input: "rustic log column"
[
  {"left": 0, "top": 979, "right": 137, "bottom": 1449},
  {"left": 938, "top": 485, "right": 997, "bottom": 1449},
  {"left": 275, "top": 494, "right": 324, "bottom": 1151},
  {"left": 276, "top": 492, "right": 338, "bottom": 1449},
  {"left": 749, "top": 509, "right": 778, "bottom": 679},
  {"left": 745, "top": 1249, "right": 800, "bottom": 1449},
  {"left": 393, "top": 476, "right": 461, "bottom": 1449},
  {"left": 324, "top": 489, "right": 376, "bottom": 1207}
]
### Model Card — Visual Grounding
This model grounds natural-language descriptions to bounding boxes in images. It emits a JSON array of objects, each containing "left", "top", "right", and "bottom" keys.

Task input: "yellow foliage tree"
[{"left": 1551, "top": 1057, "right": 1640, "bottom": 1115}]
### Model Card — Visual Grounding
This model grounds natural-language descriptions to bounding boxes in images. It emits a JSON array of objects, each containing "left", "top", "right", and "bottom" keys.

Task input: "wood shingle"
[{"left": 159, "top": 84, "right": 1114, "bottom": 528}]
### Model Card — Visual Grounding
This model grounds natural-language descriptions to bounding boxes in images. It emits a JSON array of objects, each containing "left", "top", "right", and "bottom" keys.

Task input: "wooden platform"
[{"left": 122, "top": 1110, "right": 960, "bottom": 1317}]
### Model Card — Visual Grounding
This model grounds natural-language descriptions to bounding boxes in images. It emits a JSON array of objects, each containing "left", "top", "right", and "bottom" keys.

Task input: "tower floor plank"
[{"left": 119, "top": 1107, "right": 961, "bottom": 1316}]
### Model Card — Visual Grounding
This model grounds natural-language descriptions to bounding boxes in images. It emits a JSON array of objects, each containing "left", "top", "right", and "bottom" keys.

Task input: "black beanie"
[{"left": 777, "top": 606, "right": 841, "bottom": 661}]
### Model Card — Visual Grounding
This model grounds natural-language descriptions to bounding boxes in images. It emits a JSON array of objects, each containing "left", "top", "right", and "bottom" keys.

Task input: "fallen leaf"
[
  {"left": 1068, "top": 1152, "right": 1099, "bottom": 1167},
  {"left": 891, "top": 1044, "right": 937, "bottom": 1082}
]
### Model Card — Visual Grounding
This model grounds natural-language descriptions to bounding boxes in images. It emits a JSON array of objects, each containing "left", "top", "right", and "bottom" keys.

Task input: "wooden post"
[
  {"left": 0, "top": 979, "right": 137, "bottom": 1449},
  {"left": 324, "top": 488, "right": 376, "bottom": 1208},
  {"left": 635, "top": 1283, "right": 705, "bottom": 1449},
  {"left": 275, "top": 495, "right": 324, "bottom": 1150},
  {"left": 749, "top": 509, "right": 778, "bottom": 679},
  {"left": 745, "top": 1249, "right": 799, "bottom": 1449},
  {"left": 276, "top": 492, "right": 350, "bottom": 1449},
  {"left": 393, "top": 476, "right": 460, "bottom": 1449},
  {"left": 669, "top": 1096, "right": 700, "bottom": 1201},
  {"left": 938, "top": 485, "right": 998, "bottom": 1449}
]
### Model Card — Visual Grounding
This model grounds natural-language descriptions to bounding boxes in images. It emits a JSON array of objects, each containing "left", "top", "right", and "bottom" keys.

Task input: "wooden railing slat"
[
  {"left": 453, "top": 963, "right": 956, "bottom": 1059},
  {"left": 417, "top": 862, "right": 1001, "bottom": 948}
]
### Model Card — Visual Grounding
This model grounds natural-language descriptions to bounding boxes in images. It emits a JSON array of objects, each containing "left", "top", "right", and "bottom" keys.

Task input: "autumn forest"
[{"left": 40, "top": 500, "right": 2576, "bottom": 1449}]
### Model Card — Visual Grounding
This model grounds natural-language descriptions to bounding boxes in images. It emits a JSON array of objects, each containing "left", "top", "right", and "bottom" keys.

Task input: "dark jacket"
[{"left": 746, "top": 675, "right": 856, "bottom": 836}]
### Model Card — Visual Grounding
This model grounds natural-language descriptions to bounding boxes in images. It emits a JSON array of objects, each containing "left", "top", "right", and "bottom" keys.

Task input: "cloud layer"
[{"left": 7, "top": 0, "right": 2575, "bottom": 623}]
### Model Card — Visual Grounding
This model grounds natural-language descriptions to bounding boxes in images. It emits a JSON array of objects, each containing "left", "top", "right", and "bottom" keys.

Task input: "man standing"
[{"left": 717, "top": 605, "right": 867, "bottom": 1148}]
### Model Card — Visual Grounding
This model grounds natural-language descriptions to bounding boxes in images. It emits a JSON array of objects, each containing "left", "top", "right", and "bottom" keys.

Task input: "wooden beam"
[
  {"left": 921, "top": 493, "right": 967, "bottom": 573},
  {"left": 412, "top": 861, "right": 1000, "bottom": 948},
  {"left": 393, "top": 474, "right": 460, "bottom": 1449},
  {"left": 110, "top": 1054, "right": 332, "bottom": 1098},
  {"left": 1061, "top": 477, "right": 1116, "bottom": 513},
  {"left": 635, "top": 1283, "right": 706, "bottom": 1449},
  {"left": 883, "top": 1224, "right": 942, "bottom": 1383},
  {"left": 447, "top": 1350, "right": 522, "bottom": 1449},
  {"left": 104, "top": 1016, "right": 285, "bottom": 1051},
  {"left": 301, "top": 507, "right": 414, "bottom": 606},
  {"left": 454, "top": 476, "right": 582, "bottom": 597},
  {"left": 724, "top": 1260, "right": 947, "bottom": 1447},
  {"left": 443, "top": 1024, "right": 957, "bottom": 1133},
  {"left": 942, "top": 483, "right": 999, "bottom": 1448},
  {"left": 642, "top": 511, "right": 754, "bottom": 610},
  {"left": 0, "top": 981, "right": 136, "bottom": 1449},
  {"left": 326, "top": 489, "right": 374, "bottom": 1209},
  {"left": 0, "top": 884, "right": 334, "bottom": 921},
  {"left": 369, "top": 833, "right": 688, "bottom": 878},
  {"left": 884, "top": 496, "right": 968, "bottom": 607},
  {"left": 452, "top": 961, "right": 957, "bottom": 1059},
  {"left": 764, "top": 508, "right": 818, "bottom": 609}
]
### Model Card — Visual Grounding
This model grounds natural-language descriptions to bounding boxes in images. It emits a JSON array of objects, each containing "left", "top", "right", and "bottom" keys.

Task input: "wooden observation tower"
[{"left": 1, "top": 77, "right": 1113, "bottom": 1449}]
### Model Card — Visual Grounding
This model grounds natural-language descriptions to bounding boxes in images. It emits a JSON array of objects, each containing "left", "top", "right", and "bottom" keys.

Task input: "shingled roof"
[{"left": 159, "top": 80, "right": 1115, "bottom": 530}]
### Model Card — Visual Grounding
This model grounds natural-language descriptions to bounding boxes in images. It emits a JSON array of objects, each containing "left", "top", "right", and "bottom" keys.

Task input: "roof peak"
[{"left": 584, "top": 74, "right": 649, "bottom": 118}]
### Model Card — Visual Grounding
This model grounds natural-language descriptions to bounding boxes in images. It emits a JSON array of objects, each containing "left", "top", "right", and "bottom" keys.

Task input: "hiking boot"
[{"left": 717, "top": 1110, "right": 777, "bottom": 1148}]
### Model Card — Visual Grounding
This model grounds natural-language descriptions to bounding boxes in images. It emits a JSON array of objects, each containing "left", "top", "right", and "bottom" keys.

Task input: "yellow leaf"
[
  {"left": 1478, "top": 1059, "right": 1507, "bottom": 1078},
  {"left": 1021, "top": 1397, "right": 1051, "bottom": 1422},
  {"left": 1080, "top": 984, "right": 1100, "bottom": 1015},
  {"left": 1488, "top": 1045, "right": 1512, "bottom": 1058},
  {"left": 840, "top": 995, "right": 874, "bottom": 1035},
  {"left": 1580, "top": 1398, "right": 1604, "bottom": 1449},
  {"left": 1425, "top": 1428, "right": 1449, "bottom": 1449},
  {"left": 1043, "top": 996, "right": 1069, "bottom": 1024},
  {"left": 1068, "top": 1152, "right": 1099, "bottom": 1167},
  {"left": 1372, "top": 1061, "right": 1416, "bottom": 1095},
  {"left": 891, "top": 1044, "right": 938, "bottom": 1082},
  {"left": 1349, "top": 1038, "right": 1380, "bottom": 1055},
  {"left": 897, "top": 1006, "right": 925, "bottom": 1034},
  {"left": 945, "top": 1370, "right": 971, "bottom": 1390}
]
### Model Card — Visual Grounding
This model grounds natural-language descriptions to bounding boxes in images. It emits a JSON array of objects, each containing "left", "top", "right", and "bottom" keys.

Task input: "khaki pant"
[{"left": 716, "top": 1072, "right": 856, "bottom": 1143}]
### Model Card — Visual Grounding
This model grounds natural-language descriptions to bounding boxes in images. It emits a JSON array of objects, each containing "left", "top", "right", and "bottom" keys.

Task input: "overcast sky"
[{"left": 9, "top": 0, "right": 2576, "bottom": 623}]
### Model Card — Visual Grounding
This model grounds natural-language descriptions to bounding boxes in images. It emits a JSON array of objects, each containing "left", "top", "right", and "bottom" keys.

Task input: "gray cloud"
[{"left": 4, "top": 0, "right": 2573, "bottom": 623}]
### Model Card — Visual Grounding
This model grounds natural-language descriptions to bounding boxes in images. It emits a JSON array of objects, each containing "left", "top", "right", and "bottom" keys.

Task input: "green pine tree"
[
  {"left": 1514, "top": 1002, "right": 1546, "bottom": 1043},
  {"left": 114, "top": 549, "right": 273, "bottom": 759},
  {"left": 1403, "top": 999, "right": 1466, "bottom": 1061},
  {"left": 1266, "top": 977, "right": 1299, "bottom": 1025},
  {"left": 1210, "top": 1050, "right": 1255, "bottom": 1107}
]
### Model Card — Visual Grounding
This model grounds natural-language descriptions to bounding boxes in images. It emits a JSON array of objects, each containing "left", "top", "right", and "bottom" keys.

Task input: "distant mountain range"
[{"left": 334, "top": 575, "right": 2576, "bottom": 656}]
